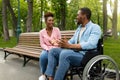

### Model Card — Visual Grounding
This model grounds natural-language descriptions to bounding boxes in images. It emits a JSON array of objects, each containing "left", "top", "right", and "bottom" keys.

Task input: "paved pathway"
[{"left": 0, "top": 50, "right": 40, "bottom": 80}]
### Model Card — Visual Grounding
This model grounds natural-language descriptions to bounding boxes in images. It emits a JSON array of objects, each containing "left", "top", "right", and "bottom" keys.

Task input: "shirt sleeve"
[
  {"left": 68, "top": 34, "right": 76, "bottom": 44},
  {"left": 68, "top": 28, "right": 80, "bottom": 44},
  {"left": 80, "top": 25, "right": 101, "bottom": 49},
  {"left": 39, "top": 31, "right": 49, "bottom": 50}
]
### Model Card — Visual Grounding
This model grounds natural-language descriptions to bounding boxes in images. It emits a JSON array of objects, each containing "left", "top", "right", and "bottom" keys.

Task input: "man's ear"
[{"left": 83, "top": 15, "right": 87, "bottom": 20}]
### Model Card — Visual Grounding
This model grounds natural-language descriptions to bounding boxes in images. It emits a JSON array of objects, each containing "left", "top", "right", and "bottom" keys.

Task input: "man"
[{"left": 45, "top": 7, "right": 101, "bottom": 80}]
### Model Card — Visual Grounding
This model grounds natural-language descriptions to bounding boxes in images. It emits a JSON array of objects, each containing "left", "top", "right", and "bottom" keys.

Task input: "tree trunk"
[
  {"left": 2, "top": 0, "right": 10, "bottom": 41},
  {"left": 103, "top": 0, "right": 108, "bottom": 37},
  {"left": 97, "top": 12, "right": 100, "bottom": 25},
  {"left": 6, "top": 0, "right": 17, "bottom": 36},
  {"left": 60, "top": 0, "right": 66, "bottom": 30},
  {"left": 26, "top": 0, "right": 33, "bottom": 32},
  {"left": 112, "top": 0, "right": 118, "bottom": 39},
  {"left": 40, "top": 0, "right": 43, "bottom": 30}
]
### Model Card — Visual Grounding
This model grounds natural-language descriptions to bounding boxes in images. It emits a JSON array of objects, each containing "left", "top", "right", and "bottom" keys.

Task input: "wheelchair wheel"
[{"left": 82, "top": 55, "right": 119, "bottom": 80}]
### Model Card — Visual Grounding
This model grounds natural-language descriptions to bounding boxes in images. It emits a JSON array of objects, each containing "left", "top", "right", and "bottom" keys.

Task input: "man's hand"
[
  {"left": 58, "top": 36, "right": 82, "bottom": 50},
  {"left": 58, "top": 37, "right": 70, "bottom": 48}
]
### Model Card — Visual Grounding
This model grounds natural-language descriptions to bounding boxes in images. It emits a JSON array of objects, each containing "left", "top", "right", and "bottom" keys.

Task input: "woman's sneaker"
[{"left": 39, "top": 75, "right": 46, "bottom": 80}]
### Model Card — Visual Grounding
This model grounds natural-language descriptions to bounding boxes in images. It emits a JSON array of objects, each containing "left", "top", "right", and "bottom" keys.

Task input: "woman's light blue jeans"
[
  {"left": 39, "top": 50, "right": 48, "bottom": 74},
  {"left": 45, "top": 48, "right": 84, "bottom": 80}
]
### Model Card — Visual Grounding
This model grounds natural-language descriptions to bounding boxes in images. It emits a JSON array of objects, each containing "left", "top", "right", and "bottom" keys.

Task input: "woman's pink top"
[{"left": 39, "top": 27, "right": 61, "bottom": 51}]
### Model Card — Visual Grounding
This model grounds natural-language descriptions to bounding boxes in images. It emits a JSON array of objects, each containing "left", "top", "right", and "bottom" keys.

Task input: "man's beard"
[
  {"left": 77, "top": 17, "right": 85, "bottom": 25},
  {"left": 77, "top": 20, "right": 82, "bottom": 25}
]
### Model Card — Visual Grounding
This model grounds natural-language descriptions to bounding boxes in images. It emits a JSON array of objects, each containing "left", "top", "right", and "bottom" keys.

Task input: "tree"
[
  {"left": 0, "top": 0, "right": 3, "bottom": 37},
  {"left": 6, "top": 0, "right": 17, "bottom": 36},
  {"left": 66, "top": 0, "right": 80, "bottom": 30},
  {"left": 26, "top": 0, "right": 33, "bottom": 32},
  {"left": 51, "top": 0, "right": 67, "bottom": 30},
  {"left": 107, "top": 0, "right": 118, "bottom": 39},
  {"left": 103, "top": 0, "right": 108, "bottom": 36},
  {"left": 40, "top": 0, "right": 43, "bottom": 30},
  {"left": 112, "top": 0, "right": 118, "bottom": 39},
  {"left": 2, "top": 0, "right": 10, "bottom": 41},
  {"left": 59, "top": 0, "right": 66, "bottom": 30},
  {"left": 0, "top": 0, "right": 104, "bottom": 36}
]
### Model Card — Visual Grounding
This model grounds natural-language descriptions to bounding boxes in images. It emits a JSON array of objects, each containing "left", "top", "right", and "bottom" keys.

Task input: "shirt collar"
[
  {"left": 78, "top": 21, "right": 92, "bottom": 29},
  {"left": 85, "top": 21, "right": 92, "bottom": 27}
]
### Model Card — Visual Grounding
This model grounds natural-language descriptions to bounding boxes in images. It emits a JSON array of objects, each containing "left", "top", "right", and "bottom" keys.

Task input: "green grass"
[
  {"left": 104, "top": 37, "right": 120, "bottom": 69},
  {"left": 0, "top": 37, "right": 17, "bottom": 48}
]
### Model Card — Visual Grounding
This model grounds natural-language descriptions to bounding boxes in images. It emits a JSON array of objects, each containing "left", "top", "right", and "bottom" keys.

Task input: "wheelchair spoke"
[
  {"left": 83, "top": 55, "right": 119, "bottom": 80},
  {"left": 101, "top": 60, "right": 117, "bottom": 79}
]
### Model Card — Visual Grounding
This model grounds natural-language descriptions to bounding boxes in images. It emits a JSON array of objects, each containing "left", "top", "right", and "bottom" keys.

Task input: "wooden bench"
[{"left": 3, "top": 30, "right": 75, "bottom": 66}]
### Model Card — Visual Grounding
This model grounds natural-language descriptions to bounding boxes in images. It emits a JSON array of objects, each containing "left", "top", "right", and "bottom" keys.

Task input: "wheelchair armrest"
[{"left": 73, "top": 48, "right": 97, "bottom": 52}]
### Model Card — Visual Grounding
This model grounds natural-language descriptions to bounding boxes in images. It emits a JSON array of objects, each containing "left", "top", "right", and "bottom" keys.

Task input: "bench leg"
[
  {"left": 77, "top": 73, "right": 82, "bottom": 80},
  {"left": 23, "top": 56, "right": 31, "bottom": 67},
  {"left": 66, "top": 68, "right": 83, "bottom": 80},
  {"left": 70, "top": 70, "right": 73, "bottom": 80},
  {"left": 4, "top": 51, "right": 11, "bottom": 60},
  {"left": 4, "top": 51, "right": 21, "bottom": 60},
  {"left": 64, "top": 73, "right": 70, "bottom": 80},
  {"left": 75, "top": 70, "right": 82, "bottom": 80},
  {"left": 16, "top": 54, "right": 22, "bottom": 57},
  {"left": 64, "top": 70, "right": 73, "bottom": 80}
]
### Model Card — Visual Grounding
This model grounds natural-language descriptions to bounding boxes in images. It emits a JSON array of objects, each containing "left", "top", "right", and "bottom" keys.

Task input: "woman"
[{"left": 39, "top": 12, "right": 61, "bottom": 80}]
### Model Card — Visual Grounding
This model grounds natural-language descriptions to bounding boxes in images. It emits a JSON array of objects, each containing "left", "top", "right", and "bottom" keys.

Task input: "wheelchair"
[{"left": 65, "top": 37, "right": 120, "bottom": 80}]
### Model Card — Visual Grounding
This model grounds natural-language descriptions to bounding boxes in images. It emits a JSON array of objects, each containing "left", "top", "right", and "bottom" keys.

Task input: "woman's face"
[{"left": 46, "top": 17, "right": 54, "bottom": 28}]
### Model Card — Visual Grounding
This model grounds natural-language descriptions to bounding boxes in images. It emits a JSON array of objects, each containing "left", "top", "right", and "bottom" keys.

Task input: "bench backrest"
[
  {"left": 18, "top": 30, "right": 103, "bottom": 54},
  {"left": 18, "top": 30, "right": 75, "bottom": 48}
]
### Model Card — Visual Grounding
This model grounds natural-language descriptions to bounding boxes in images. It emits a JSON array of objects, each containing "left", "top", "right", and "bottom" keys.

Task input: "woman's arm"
[{"left": 39, "top": 31, "right": 49, "bottom": 50}]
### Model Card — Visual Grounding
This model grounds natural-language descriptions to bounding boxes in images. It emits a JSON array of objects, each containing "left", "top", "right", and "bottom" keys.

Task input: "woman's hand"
[{"left": 49, "top": 39, "right": 59, "bottom": 46}]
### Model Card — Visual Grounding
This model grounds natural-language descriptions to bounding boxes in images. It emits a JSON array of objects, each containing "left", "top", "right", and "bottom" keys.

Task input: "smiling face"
[
  {"left": 45, "top": 16, "right": 54, "bottom": 28},
  {"left": 76, "top": 10, "right": 86, "bottom": 25}
]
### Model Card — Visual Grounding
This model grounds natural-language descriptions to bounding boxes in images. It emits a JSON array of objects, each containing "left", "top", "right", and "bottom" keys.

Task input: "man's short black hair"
[{"left": 80, "top": 7, "right": 91, "bottom": 20}]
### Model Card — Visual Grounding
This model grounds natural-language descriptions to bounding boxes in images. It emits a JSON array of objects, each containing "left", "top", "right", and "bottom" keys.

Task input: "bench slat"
[{"left": 4, "top": 48, "right": 40, "bottom": 58}]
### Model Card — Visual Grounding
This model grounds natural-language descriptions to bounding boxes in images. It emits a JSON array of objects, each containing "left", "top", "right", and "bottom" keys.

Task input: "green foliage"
[
  {"left": 1, "top": 0, "right": 120, "bottom": 33},
  {"left": 66, "top": 0, "right": 80, "bottom": 30},
  {"left": 0, "top": 0, "right": 104, "bottom": 34},
  {"left": 32, "top": 0, "right": 51, "bottom": 32},
  {"left": 20, "top": 0, "right": 27, "bottom": 32},
  {"left": 32, "top": 0, "right": 41, "bottom": 32},
  {"left": 50, "top": 0, "right": 67, "bottom": 30}
]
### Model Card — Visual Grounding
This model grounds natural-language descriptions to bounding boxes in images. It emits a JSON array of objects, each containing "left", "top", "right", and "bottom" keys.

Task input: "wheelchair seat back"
[{"left": 81, "top": 38, "right": 103, "bottom": 67}]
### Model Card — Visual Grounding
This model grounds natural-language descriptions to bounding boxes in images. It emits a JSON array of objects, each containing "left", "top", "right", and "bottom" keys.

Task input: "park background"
[{"left": 0, "top": 0, "right": 120, "bottom": 68}]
